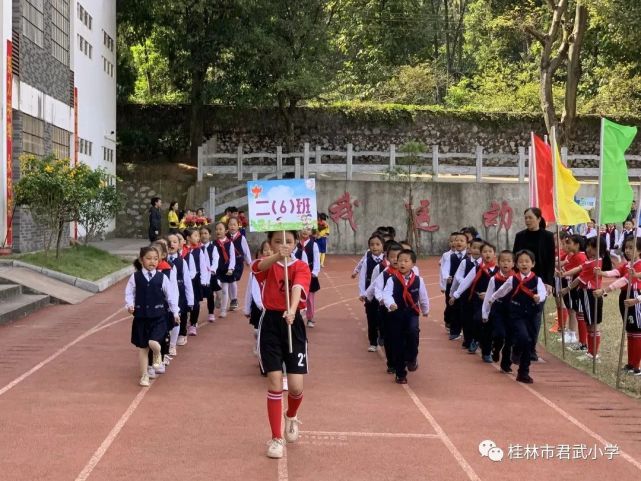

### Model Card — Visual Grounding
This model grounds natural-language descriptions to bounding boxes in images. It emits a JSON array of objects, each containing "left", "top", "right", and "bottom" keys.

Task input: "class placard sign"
[{"left": 247, "top": 179, "right": 318, "bottom": 232}]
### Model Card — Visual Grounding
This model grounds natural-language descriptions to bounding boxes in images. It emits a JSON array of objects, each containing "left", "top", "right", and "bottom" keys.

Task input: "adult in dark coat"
[
  {"left": 512, "top": 207, "right": 555, "bottom": 361},
  {"left": 149, "top": 197, "right": 162, "bottom": 242}
]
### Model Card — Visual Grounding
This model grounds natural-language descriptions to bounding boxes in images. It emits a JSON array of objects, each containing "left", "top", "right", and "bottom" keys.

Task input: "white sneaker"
[
  {"left": 163, "top": 355, "right": 172, "bottom": 365},
  {"left": 284, "top": 414, "right": 302, "bottom": 443},
  {"left": 169, "top": 346, "right": 177, "bottom": 356},
  {"left": 266, "top": 438, "right": 285, "bottom": 459},
  {"left": 139, "top": 373, "right": 150, "bottom": 387},
  {"left": 368, "top": 345, "right": 377, "bottom": 352},
  {"left": 155, "top": 363, "right": 166, "bottom": 374},
  {"left": 282, "top": 377, "right": 289, "bottom": 391},
  {"left": 152, "top": 352, "right": 162, "bottom": 369},
  {"left": 177, "top": 335, "right": 188, "bottom": 346},
  {"left": 208, "top": 314, "right": 216, "bottom": 322},
  {"left": 147, "top": 367, "right": 158, "bottom": 379},
  {"left": 219, "top": 311, "right": 227, "bottom": 318}
]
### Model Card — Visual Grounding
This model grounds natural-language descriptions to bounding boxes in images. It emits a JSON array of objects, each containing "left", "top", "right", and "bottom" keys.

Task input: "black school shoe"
[
  {"left": 491, "top": 347, "right": 501, "bottom": 363},
  {"left": 500, "top": 365, "right": 512, "bottom": 373},
  {"left": 407, "top": 360, "right": 419, "bottom": 372},
  {"left": 395, "top": 376, "right": 408, "bottom": 384},
  {"left": 387, "top": 366, "right": 396, "bottom": 374},
  {"left": 516, "top": 374, "right": 534, "bottom": 384}
]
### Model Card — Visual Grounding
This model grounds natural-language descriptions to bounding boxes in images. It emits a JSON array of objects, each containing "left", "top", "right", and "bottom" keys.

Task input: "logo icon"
[{"left": 479, "top": 440, "right": 503, "bottom": 462}]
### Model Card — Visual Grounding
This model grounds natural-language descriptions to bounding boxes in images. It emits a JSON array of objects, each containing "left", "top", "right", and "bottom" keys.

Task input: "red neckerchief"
[
  {"left": 469, "top": 261, "right": 497, "bottom": 300},
  {"left": 381, "top": 259, "right": 390, "bottom": 270},
  {"left": 157, "top": 260, "right": 172, "bottom": 272},
  {"left": 180, "top": 246, "right": 190, "bottom": 258},
  {"left": 216, "top": 238, "right": 229, "bottom": 264},
  {"left": 229, "top": 231, "right": 241, "bottom": 242},
  {"left": 511, "top": 272, "right": 537, "bottom": 300},
  {"left": 393, "top": 270, "right": 420, "bottom": 314},
  {"left": 494, "top": 271, "right": 509, "bottom": 283}
]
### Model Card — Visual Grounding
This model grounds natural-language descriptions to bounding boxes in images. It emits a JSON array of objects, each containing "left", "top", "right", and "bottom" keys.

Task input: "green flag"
[{"left": 599, "top": 118, "right": 637, "bottom": 224}]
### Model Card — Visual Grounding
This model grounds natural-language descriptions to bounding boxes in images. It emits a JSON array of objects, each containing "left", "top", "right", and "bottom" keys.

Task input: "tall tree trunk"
[
  {"left": 278, "top": 92, "right": 297, "bottom": 150},
  {"left": 561, "top": 3, "right": 589, "bottom": 141},
  {"left": 189, "top": 68, "right": 206, "bottom": 164},
  {"left": 55, "top": 219, "right": 64, "bottom": 259}
]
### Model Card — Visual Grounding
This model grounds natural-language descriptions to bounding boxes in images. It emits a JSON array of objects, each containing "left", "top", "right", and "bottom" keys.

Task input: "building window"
[
  {"left": 79, "top": 137, "right": 93, "bottom": 156},
  {"left": 102, "top": 146, "right": 114, "bottom": 162},
  {"left": 22, "top": 0, "right": 44, "bottom": 47},
  {"left": 103, "top": 30, "right": 115, "bottom": 53},
  {"left": 78, "top": 34, "right": 92, "bottom": 58},
  {"left": 77, "top": 2, "right": 92, "bottom": 30},
  {"left": 23, "top": 115, "right": 45, "bottom": 156},
  {"left": 102, "top": 56, "right": 115, "bottom": 77},
  {"left": 52, "top": 126, "right": 71, "bottom": 160},
  {"left": 51, "top": 0, "right": 70, "bottom": 66}
]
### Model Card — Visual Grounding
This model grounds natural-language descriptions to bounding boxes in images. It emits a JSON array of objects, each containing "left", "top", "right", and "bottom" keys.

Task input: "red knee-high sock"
[
  {"left": 587, "top": 331, "right": 601, "bottom": 356},
  {"left": 286, "top": 392, "right": 303, "bottom": 418},
  {"left": 577, "top": 314, "right": 588, "bottom": 345},
  {"left": 267, "top": 390, "right": 283, "bottom": 439},
  {"left": 630, "top": 335, "right": 641, "bottom": 369}
]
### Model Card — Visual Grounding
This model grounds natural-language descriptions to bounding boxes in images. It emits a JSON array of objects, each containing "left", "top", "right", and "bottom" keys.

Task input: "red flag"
[{"left": 531, "top": 133, "right": 556, "bottom": 222}]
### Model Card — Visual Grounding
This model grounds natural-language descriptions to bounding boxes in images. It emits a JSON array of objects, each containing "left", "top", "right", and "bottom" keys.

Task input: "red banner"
[
  {"left": 5, "top": 40, "right": 13, "bottom": 247},
  {"left": 531, "top": 133, "right": 556, "bottom": 223}
]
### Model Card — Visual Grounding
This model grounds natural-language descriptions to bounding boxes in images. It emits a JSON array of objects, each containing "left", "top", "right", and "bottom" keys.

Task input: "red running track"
[{"left": 2, "top": 256, "right": 641, "bottom": 481}]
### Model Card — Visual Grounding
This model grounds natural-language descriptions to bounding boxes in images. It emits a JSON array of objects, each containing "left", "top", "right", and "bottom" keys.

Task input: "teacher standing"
[{"left": 512, "top": 207, "right": 555, "bottom": 361}]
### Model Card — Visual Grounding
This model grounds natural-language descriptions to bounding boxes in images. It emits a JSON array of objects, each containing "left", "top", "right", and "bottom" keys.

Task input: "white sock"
[
  {"left": 230, "top": 281, "right": 238, "bottom": 300},
  {"left": 170, "top": 326, "right": 179, "bottom": 347}
]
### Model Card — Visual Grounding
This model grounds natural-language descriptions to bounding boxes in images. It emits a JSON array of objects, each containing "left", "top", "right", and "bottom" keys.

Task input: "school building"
[{"left": 0, "top": 0, "right": 116, "bottom": 252}]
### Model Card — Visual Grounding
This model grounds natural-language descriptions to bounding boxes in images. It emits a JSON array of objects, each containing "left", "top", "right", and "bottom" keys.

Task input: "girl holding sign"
[{"left": 251, "top": 230, "right": 311, "bottom": 459}]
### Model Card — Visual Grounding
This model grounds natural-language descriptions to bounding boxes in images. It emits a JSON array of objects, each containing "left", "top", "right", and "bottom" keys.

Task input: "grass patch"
[
  {"left": 539, "top": 297, "right": 641, "bottom": 400},
  {"left": 16, "top": 245, "right": 130, "bottom": 281}
]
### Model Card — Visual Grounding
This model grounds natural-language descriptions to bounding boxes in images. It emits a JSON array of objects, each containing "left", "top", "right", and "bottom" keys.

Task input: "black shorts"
[
  {"left": 580, "top": 289, "right": 603, "bottom": 325},
  {"left": 258, "top": 309, "right": 308, "bottom": 374}
]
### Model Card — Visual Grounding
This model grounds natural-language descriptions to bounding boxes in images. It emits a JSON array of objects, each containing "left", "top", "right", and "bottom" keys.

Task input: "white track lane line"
[
  {"left": 301, "top": 430, "right": 439, "bottom": 439},
  {"left": 0, "top": 308, "right": 126, "bottom": 397}
]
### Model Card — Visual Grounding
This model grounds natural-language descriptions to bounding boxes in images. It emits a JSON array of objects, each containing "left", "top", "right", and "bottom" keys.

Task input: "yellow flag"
[{"left": 554, "top": 146, "right": 590, "bottom": 225}]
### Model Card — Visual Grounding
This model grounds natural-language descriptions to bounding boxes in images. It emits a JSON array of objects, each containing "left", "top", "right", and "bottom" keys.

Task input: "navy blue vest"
[
  {"left": 203, "top": 243, "right": 215, "bottom": 264},
  {"left": 492, "top": 275, "right": 508, "bottom": 306},
  {"left": 472, "top": 266, "right": 498, "bottom": 295},
  {"left": 230, "top": 234, "right": 245, "bottom": 261},
  {"left": 449, "top": 252, "right": 465, "bottom": 277},
  {"left": 391, "top": 274, "right": 421, "bottom": 314},
  {"left": 168, "top": 256, "right": 187, "bottom": 310},
  {"left": 134, "top": 271, "right": 166, "bottom": 318},
  {"left": 509, "top": 274, "right": 540, "bottom": 316},
  {"left": 189, "top": 248, "right": 202, "bottom": 275},
  {"left": 215, "top": 240, "right": 232, "bottom": 275},
  {"left": 295, "top": 239, "right": 315, "bottom": 272},
  {"left": 365, "top": 252, "right": 383, "bottom": 289}
]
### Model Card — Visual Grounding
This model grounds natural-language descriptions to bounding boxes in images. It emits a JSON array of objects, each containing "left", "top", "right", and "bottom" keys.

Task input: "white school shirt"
[
  {"left": 450, "top": 255, "right": 478, "bottom": 295},
  {"left": 124, "top": 269, "right": 180, "bottom": 314},
  {"left": 243, "top": 271, "right": 264, "bottom": 315},
  {"left": 353, "top": 250, "right": 369, "bottom": 275},
  {"left": 298, "top": 239, "right": 321, "bottom": 277},
  {"left": 212, "top": 239, "right": 236, "bottom": 281},
  {"left": 439, "top": 249, "right": 454, "bottom": 291},
  {"left": 358, "top": 253, "right": 385, "bottom": 297},
  {"left": 230, "top": 232, "right": 253, "bottom": 266},
  {"left": 168, "top": 253, "right": 195, "bottom": 307},
  {"left": 451, "top": 262, "right": 495, "bottom": 300},
  {"left": 200, "top": 242, "right": 219, "bottom": 286},
  {"left": 489, "top": 273, "right": 547, "bottom": 305},
  {"left": 186, "top": 247, "right": 210, "bottom": 285},
  {"left": 382, "top": 273, "right": 430, "bottom": 315},
  {"left": 585, "top": 228, "right": 597, "bottom": 239}
]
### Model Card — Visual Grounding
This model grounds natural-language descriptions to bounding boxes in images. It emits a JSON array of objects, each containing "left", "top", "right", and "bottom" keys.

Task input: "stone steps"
[{"left": 0, "top": 283, "right": 51, "bottom": 325}]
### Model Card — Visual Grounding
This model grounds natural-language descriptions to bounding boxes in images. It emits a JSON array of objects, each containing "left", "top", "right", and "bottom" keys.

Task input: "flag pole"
[
  {"left": 592, "top": 118, "right": 606, "bottom": 375},
  {"left": 283, "top": 229, "right": 293, "bottom": 354},
  {"left": 616, "top": 178, "right": 641, "bottom": 388},
  {"left": 550, "top": 127, "right": 563, "bottom": 356}
]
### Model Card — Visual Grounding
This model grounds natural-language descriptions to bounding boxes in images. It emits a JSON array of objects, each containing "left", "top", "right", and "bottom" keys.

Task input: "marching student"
[
  {"left": 562, "top": 236, "right": 612, "bottom": 361},
  {"left": 557, "top": 234, "right": 587, "bottom": 348},
  {"left": 294, "top": 227, "right": 321, "bottom": 328},
  {"left": 252, "top": 231, "right": 311, "bottom": 459},
  {"left": 482, "top": 250, "right": 515, "bottom": 372},
  {"left": 213, "top": 221, "right": 236, "bottom": 318},
  {"left": 369, "top": 241, "right": 403, "bottom": 373},
  {"left": 125, "top": 246, "right": 180, "bottom": 387},
  {"left": 595, "top": 237, "right": 641, "bottom": 374},
  {"left": 382, "top": 249, "right": 429, "bottom": 384},
  {"left": 200, "top": 226, "right": 221, "bottom": 323},
  {"left": 584, "top": 219, "right": 598, "bottom": 239},
  {"left": 184, "top": 228, "right": 208, "bottom": 336},
  {"left": 167, "top": 234, "right": 194, "bottom": 350},
  {"left": 359, "top": 233, "right": 386, "bottom": 351},
  {"left": 439, "top": 233, "right": 457, "bottom": 293},
  {"left": 151, "top": 240, "right": 178, "bottom": 374},
  {"left": 444, "top": 232, "right": 468, "bottom": 340},
  {"left": 228, "top": 216, "right": 253, "bottom": 312},
  {"left": 486, "top": 249, "right": 547, "bottom": 383},
  {"left": 450, "top": 242, "right": 498, "bottom": 361},
  {"left": 245, "top": 241, "right": 272, "bottom": 337},
  {"left": 351, "top": 228, "right": 395, "bottom": 279},
  {"left": 316, "top": 213, "right": 330, "bottom": 267},
  {"left": 619, "top": 220, "right": 636, "bottom": 250},
  {"left": 603, "top": 223, "right": 621, "bottom": 264},
  {"left": 450, "top": 238, "right": 484, "bottom": 349}
]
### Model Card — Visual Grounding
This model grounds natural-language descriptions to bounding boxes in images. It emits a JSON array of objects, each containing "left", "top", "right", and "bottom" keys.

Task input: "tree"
[
  {"left": 77, "top": 170, "right": 124, "bottom": 245},
  {"left": 14, "top": 155, "right": 95, "bottom": 258}
]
